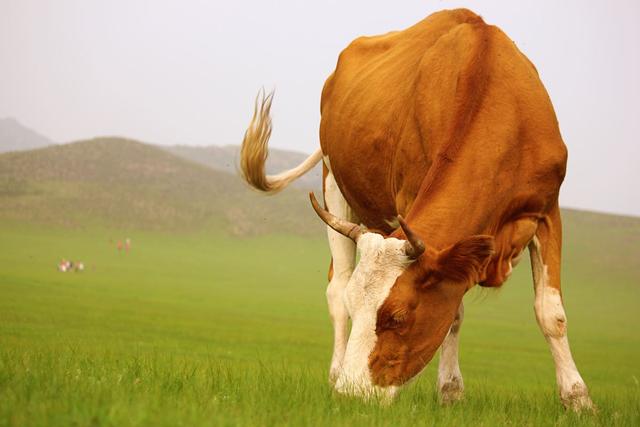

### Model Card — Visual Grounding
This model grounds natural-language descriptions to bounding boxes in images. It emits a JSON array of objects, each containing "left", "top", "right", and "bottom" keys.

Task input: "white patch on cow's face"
[{"left": 334, "top": 233, "right": 410, "bottom": 399}]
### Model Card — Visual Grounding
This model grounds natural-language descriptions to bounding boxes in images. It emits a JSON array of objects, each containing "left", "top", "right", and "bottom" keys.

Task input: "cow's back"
[
  {"left": 320, "top": 9, "right": 487, "bottom": 230},
  {"left": 320, "top": 9, "right": 566, "bottom": 238}
]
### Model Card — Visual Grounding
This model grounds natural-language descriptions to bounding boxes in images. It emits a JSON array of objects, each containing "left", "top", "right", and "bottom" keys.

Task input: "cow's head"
[{"left": 310, "top": 193, "right": 494, "bottom": 400}]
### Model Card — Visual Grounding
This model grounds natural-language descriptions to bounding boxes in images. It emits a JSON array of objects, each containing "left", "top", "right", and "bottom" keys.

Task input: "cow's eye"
[{"left": 386, "top": 310, "right": 407, "bottom": 328}]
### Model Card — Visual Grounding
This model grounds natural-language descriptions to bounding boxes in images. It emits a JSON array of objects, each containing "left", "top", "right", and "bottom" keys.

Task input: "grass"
[{"left": 0, "top": 223, "right": 639, "bottom": 426}]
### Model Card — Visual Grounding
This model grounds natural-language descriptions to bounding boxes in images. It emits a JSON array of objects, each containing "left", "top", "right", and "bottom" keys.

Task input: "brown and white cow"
[{"left": 240, "top": 9, "right": 593, "bottom": 410}]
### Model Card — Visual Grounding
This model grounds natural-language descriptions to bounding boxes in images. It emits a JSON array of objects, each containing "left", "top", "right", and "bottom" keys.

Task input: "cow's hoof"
[
  {"left": 561, "top": 383, "right": 596, "bottom": 413},
  {"left": 438, "top": 377, "right": 464, "bottom": 405}
]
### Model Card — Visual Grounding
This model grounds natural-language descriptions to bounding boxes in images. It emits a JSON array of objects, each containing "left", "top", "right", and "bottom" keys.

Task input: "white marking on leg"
[
  {"left": 438, "top": 302, "right": 464, "bottom": 404},
  {"left": 323, "top": 155, "right": 332, "bottom": 172},
  {"left": 529, "top": 236, "right": 593, "bottom": 410},
  {"left": 324, "top": 171, "right": 356, "bottom": 383}
]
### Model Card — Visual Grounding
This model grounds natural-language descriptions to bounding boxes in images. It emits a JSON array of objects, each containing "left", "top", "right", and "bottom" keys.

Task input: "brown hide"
[
  {"left": 320, "top": 9, "right": 567, "bottom": 385},
  {"left": 321, "top": 8, "right": 566, "bottom": 285}
]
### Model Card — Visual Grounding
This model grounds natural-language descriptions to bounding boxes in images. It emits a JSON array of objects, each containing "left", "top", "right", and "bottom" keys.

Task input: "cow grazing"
[{"left": 240, "top": 9, "right": 593, "bottom": 410}]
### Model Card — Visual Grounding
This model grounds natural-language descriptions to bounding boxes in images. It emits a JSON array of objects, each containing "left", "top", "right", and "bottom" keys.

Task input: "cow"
[{"left": 239, "top": 8, "right": 593, "bottom": 410}]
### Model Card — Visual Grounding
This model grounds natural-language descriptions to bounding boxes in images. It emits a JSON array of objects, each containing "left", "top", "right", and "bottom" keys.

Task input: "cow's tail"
[{"left": 240, "top": 89, "right": 322, "bottom": 193}]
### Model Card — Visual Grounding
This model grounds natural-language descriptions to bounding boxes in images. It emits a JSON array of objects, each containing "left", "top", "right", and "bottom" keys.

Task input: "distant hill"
[
  {"left": 0, "top": 118, "right": 54, "bottom": 153},
  {"left": 159, "top": 144, "right": 322, "bottom": 191},
  {"left": 0, "top": 138, "right": 322, "bottom": 236},
  {"left": 561, "top": 209, "right": 640, "bottom": 281},
  {"left": 0, "top": 137, "right": 638, "bottom": 278}
]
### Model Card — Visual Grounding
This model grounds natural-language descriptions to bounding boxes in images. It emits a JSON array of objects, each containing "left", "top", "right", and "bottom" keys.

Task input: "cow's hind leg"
[
  {"left": 324, "top": 168, "right": 357, "bottom": 384},
  {"left": 437, "top": 302, "right": 464, "bottom": 404},
  {"left": 528, "top": 207, "right": 593, "bottom": 411}
]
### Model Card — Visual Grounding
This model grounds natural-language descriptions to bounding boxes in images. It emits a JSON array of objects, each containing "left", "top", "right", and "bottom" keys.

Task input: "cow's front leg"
[
  {"left": 529, "top": 207, "right": 594, "bottom": 411},
  {"left": 324, "top": 169, "right": 357, "bottom": 384},
  {"left": 326, "top": 263, "right": 353, "bottom": 384},
  {"left": 437, "top": 302, "right": 464, "bottom": 404}
]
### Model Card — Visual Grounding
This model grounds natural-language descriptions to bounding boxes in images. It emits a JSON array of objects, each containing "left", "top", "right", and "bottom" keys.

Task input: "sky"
[{"left": 0, "top": 0, "right": 638, "bottom": 216}]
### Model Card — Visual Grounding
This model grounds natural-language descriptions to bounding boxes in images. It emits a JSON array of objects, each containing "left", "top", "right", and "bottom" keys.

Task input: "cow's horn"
[
  {"left": 309, "top": 193, "right": 363, "bottom": 242},
  {"left": 398, "top": 215, "right": 425, "bottom": 259}
]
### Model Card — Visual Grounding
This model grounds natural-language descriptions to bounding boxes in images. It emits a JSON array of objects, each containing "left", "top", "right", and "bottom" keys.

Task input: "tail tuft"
[
  {"left": 239, "top": 89, "right": 322, "bottom": 193},
  {"left": 240, "top": 89, "right": 276, "bottom": 192}
]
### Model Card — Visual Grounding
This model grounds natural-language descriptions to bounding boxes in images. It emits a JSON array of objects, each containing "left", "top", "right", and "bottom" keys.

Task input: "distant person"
[
  {"left": 58, "top": 259, "right": 71, "bottom": 272},
  {"left": 117, "top": 241, "right": 123, "bottom": 252},
  {"left": 125, "top": 237, "right": 131, "bottom": 252}
]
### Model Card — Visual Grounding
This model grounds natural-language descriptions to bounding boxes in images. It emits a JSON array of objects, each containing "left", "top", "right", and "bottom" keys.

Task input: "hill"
[
  {"left": 0, "top": 117, "right": 54, "bottom": 153},
  {"left": 561, "top": 209, "right": 640, "bottom": 281},
  {"left": 0, "top": 137, "right": 639, "bottom": 276},
  {"left": 0, "top": 137, "right": 321, "bottom": 235},
  {"left": 159, "top": 144, "right": 322, "bottom": 191}
]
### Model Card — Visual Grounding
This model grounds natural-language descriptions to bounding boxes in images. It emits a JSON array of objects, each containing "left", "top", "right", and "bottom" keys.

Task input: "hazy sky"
[{"left": 1, "top": 1, "right": 638, "bottom": 216}]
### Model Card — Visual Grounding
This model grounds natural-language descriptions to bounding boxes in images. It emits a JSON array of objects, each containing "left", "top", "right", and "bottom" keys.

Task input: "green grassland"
[
  {"left": 0, "top": 139, "right": 639, "bottom": 426},
  {"left": 1, "top": 217, "right": 639, "bottom": 426}
]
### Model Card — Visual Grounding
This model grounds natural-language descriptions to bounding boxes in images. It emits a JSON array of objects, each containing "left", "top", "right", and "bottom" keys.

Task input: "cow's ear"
[{"left": 436, "top": 235, "right": 495, "bottom": 283}]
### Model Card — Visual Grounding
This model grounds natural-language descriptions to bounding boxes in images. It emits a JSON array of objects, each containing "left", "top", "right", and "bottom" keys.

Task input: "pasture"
[{"left": 0, "top": 220, "right": 639, "bottom": 426}]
